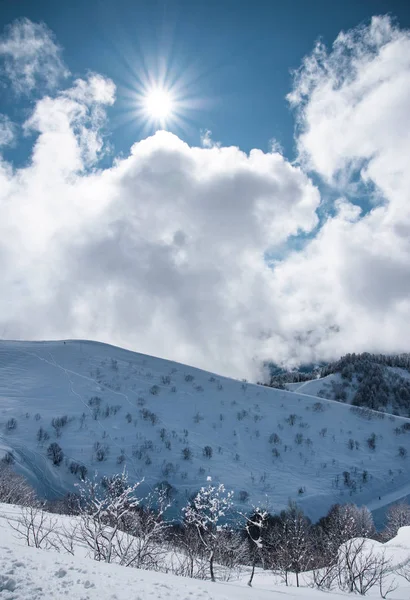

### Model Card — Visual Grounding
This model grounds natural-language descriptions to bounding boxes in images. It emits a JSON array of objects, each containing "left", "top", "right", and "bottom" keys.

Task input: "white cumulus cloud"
[
  {"left": 2, "top": 16, "right": 410, "bottom": 379},
  {"left": 273, "top": 15, "right": 410, "bottom": 363},
  {"left": 0, "top": 77, "right": 319, "bottom": 377}
]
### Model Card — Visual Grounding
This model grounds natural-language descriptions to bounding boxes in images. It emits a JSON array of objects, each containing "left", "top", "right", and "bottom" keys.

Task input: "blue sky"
[
  {"left": 1, "top": 0, "right": 409, "bottom": 162},
  {"left": 1, "top": 2, "right": 410, "bottom": 377}
]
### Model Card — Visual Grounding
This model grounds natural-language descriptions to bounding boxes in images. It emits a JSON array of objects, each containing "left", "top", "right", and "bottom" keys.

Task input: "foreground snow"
[
  {"left": 0, "top": 505, "right": 322, "bottom": 599},
  {"left": 0, "top": 542, "right": 275, "bottom": 600},
  {"left": 1, "top": 530, "right": 410, "bottom": 600},
  {"left": 1, "top": 503, "right": 410, "bottom": 599}
]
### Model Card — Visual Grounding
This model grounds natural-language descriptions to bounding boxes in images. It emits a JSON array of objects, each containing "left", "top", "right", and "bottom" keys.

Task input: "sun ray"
[
  {"left": 106, "top": 28, "right": 212, "bottom": 139},
  {"left": 142, "top": 85, "right": 175, "bottom": 127}
]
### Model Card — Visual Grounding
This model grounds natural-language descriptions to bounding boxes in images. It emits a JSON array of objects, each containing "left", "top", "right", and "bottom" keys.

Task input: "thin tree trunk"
[
  {"left": 209, "top": 550, "right": 215, "bottom": 582},
  {"left": 248, "top": 561, "right": 256, "bottom": 586}
]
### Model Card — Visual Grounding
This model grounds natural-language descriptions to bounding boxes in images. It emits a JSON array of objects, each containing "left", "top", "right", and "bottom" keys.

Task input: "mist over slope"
[
  {"left": 268, "top": 353, "right": 410, "bottom": 417},
  {"left": 1, "top": 340, "right": 410, "bottom": 521}
]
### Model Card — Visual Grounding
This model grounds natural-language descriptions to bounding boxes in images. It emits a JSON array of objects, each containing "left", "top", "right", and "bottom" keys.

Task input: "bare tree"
[
  {"left": 214, "top": 528, "right": 249, "bottom": 581},
  {"left": 379, "top": 571, "right": 398, "bottom": 599},
  {"left": 170, "top": 523, "right": 208, "bottom": 579},
  {"left": 338, "top": 537, "right": 394, "bottom": 595},
  {"left": 55, "top": 522, "right": 79, "bottom": 556},
  {"left": 47, "top": 442, "right": 64, "bottom": 466},
  {"left": 396, "top": 556, "right": 410, "bottom": 584},
  {"left": 318, "top": 503, "right": 375, "bottom": 560},
  {"left": 383, "top": 502, "right": 410, "bottom": 540},
  {"left": 0, "top": 464, "right": 36, "bottom": 506},
  {"left": 8, "top": 505, "right": 59, "bottom": 550},
  {"left": 273, "top": 501, "right": 313, "bottom": 587},
  {"left": 311, "top": 563, "right": 339, "bottom": 591}
]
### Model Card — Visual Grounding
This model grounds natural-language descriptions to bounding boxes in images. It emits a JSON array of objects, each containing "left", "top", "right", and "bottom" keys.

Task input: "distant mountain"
[
  {"left": 267, "top": 353, "right": 410, "bottom": 417},
  {"left": 1, "top": 342, "right": 410, "bottom": 522}
]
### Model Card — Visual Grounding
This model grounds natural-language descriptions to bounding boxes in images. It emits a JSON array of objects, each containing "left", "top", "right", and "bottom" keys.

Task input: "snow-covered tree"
[
  {"left": 241, "top": 506, "right": 269, "bottom": 586},
  {"left": 183, "top": 477, "right": 234, "bottom": 582},
  {"left": 75, "top": 471, "right": 171, "bottom": 569},
  {"left": 76, "top": 470, "right": 142, "bottom": 563},
  {"left": 117, "top": 485, "right": 171, "bottom": 570},
  {"left": 383, "top": 502, "right": 410, "bottom": 540}
]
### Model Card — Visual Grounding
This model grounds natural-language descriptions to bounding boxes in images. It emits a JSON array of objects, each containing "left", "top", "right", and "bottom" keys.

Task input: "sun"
[
  {"left": 144, "top": 88, "right": 173, "bottom": 120},
  {"left": 124, "top": 65, "right": 205, "bottom": 135},
  {"left": 141, "top": 86, "right": 176, "bottom": 126}
]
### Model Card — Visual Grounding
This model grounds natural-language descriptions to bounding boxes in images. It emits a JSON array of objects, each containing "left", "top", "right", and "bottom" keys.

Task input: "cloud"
[
  {"left": 0, "top": 18, "right": 68, "bottom": 94},
  {"left": 273, "top": 15, "right": 410, "bottom": 363},
  {"left": 0, "top": 110, "right": 319, "bottom": 377},
  {"left": 200, "top": 129, "right": 220, "bottom": 148},
  {"left": 0, "top": 22, "right": 319, "bottom": 378},
  {"left": 0, "top": 115, "right": 14, "bottom": 146},
  {"left": 2, "top": 16, "right": 410, "bottom": 379}
]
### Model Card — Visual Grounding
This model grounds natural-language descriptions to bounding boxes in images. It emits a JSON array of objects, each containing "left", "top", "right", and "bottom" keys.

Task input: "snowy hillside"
[
  {"left": 270, "top": 353, "right": 410, "bottom": 417},
  {"left": 287, "top": 369, "right": 410, "bottom": 413},
  {"left": 2, "top": 341, "right": 410, "bottom": 521},
  {"left": 0, "top": 502, "right": 296, "bottom": 600},
  {"left": 1, "top": 502, "right": 410, "bottom": 599}
]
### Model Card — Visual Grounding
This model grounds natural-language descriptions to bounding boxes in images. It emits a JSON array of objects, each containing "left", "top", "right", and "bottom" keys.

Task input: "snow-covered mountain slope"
[{"left": 2, "top": 340, "right": 410, "bottom": 521}]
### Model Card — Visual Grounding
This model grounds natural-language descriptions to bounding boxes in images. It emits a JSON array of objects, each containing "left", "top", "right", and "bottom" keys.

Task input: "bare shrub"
[
  {"left": 286, "top": 414, "right": 298, "bottom": 426},
  {"left": 8, "top": 505, "right": 59, "bottom": 550},
  {"left": 6, "top": 418, "right": 17, "bottom": 431},
  {"left": 47, "top": 442, "right": 64, "bottom": 465},
  {"left": 69, "top": 461, "right": 88, "bottom": 480},
  {"left": 367, "top": 433, "right": 377, "bottom": 450},
  {"left": 203, "top": 445, "right": 213, "bottom": 459},
  {"left": 51, "top": 415, "right": 69, "bottom": 437},
  {"left": 269, "top": 432, "right": 281, "bottom": 444},
  {"left": 140, "top": 408, "right": 158, "bottom": 425},
  {"left": 89, "top": 396, "right": 102, "bottom": 407},
  {"left": 93, "top": 441, "right": 109, "bottom": 462},
  {"left": 238, "top": 490, "right": 249, "bottom": 503},
  {"left": 182, "top": 447, "right": 192, "bottom": 461}
]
